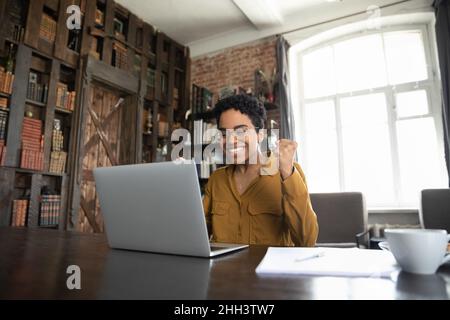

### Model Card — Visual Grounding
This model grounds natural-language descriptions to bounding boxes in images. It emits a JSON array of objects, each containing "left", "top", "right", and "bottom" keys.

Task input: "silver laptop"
[{"left": 94, "top": 161, "right": 248, "bottom": 258}]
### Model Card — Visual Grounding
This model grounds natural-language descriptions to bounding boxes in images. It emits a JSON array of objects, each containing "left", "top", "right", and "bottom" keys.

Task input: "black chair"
[
  {"left": 420, "top": 189, "right": 450, "bottom": 232},
  {"left": 310, "top": 192, "right": 370, "bottom": 248}
]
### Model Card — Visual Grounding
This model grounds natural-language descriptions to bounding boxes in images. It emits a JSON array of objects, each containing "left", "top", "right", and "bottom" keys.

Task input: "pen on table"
[{"left": 294, "top": 252, "right": 325, "bottom": 263}]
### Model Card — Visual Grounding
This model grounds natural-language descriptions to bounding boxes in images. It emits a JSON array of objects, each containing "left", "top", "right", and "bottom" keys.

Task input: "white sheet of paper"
[{"left": 255, "top": 247, "right": 399, "bottom": 278}]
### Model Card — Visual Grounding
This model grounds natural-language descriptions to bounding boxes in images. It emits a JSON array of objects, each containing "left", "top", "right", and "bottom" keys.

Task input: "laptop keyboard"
[{"left": 210, "top": 246, "right": 225, "bottom": 251}]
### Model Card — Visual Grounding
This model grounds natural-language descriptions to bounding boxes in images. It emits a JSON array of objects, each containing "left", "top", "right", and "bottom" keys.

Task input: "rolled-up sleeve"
[{"left": 281, "top": 163, "right": 319, "bottom": 247}]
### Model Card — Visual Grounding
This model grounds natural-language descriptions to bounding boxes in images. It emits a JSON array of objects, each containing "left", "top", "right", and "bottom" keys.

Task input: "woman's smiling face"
[{"left": 218, "top": 108, "right": 261, "bottom": 164}]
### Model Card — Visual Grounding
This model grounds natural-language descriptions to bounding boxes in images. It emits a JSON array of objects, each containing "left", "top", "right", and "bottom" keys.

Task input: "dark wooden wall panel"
[
  {"left": 154, "top": 32, "right": 164, "bottom": 102},
  {"left": 5, "top": 45, "right": 32, "bottom": 167},
  {"left": 27, "top": 173, "right": 42, "bottom": 227},
  {"left": 54, "top": 0, "right": 71, "bottom": 61},
  {"left": 45, "top": 0, "right": 60, "bottom": 12},
  {"left": 86, "top": 57, "right": 139, "bottom": 94},
  {"left": 0, "top": 168, "right": 15, "bottom": 226},
  {"left": 0, "top": 0, "right": 7, "bottom": 51},
  {"left": 24, "top": 0, "right": 45, "bottom": 49},
  {"left": 102, "top": 0, "right": 115, "bottom": 66},
  {"left": 80, "top": 0, "right": 96, "bottom": 57},
  {"left": 126, "top": 13, "right": 138, "bottom": 74},
  {"left": 58, "top": 175, "right": 68, "bottom": 230}
]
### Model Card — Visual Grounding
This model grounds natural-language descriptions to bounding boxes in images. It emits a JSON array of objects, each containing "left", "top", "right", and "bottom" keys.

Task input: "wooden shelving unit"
[
  {"left": 188, "top": 84, "right": 220, "bottom": 194},
  {"left": 0, "top": 0, "right": 191, "bottom": 232},
  {"left": 139, "top": 30, "right": 190, "bottom": 164}
]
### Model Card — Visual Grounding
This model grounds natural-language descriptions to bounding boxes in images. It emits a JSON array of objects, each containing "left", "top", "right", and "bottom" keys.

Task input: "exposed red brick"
[{"left": 191, "top": 37, "right": 277, "bottom": 104}]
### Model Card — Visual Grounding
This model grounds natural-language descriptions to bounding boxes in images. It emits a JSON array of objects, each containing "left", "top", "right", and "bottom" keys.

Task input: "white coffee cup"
[{"left": 378, "top": 229, "right": 450, "bottom": 275}]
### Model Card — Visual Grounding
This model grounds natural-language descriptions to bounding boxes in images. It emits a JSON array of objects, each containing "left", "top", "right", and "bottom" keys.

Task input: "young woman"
[{"left": 203, "top": 94, "right": 318, "bottom": 247}]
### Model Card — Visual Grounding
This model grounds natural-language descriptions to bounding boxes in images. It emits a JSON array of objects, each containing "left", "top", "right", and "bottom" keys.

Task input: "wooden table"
[{"left": 1, "top": 227, "right": 449, "bottom": 300}]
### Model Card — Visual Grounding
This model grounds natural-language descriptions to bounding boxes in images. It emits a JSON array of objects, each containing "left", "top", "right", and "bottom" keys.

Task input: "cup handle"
[{"left": 378, "top": 241, "right": 390, "bottom": 252}]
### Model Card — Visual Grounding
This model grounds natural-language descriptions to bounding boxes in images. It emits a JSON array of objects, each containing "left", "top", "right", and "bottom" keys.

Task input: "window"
[{"left": 295, "top": 26, "right": 448, "bottom": 208}]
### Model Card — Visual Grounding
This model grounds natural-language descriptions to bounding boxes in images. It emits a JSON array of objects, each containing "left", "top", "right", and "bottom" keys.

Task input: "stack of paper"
[{"left": 256, "top": 247, "right": 399, "bottom": 278}]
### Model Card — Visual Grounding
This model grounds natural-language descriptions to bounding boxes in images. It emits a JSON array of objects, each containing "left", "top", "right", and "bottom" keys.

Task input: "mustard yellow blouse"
[{"left": 203, "top": 162, "right": 319, "bottom": 247}]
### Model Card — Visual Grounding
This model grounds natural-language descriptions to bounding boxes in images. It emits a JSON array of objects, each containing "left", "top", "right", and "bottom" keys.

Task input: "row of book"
[
  {"left": 52, "top": 127, "right": 64, "bottom": 151},
  {"left": 27, "top": 72, "right": 48, "bottom": 103},
  {"left": 95, "top": 9, "right": 104, "bottom": 27},
  {"left": 173, "top": 88, "right": 180, "bottom": 110},
  {"left": 21, "top": 149, "right": 44, "bottom": 171},
  {"left": 0, "top": 139, "right": 6, "bottom": 166},
  {"left": 0, "top": 97, "right": 8, "bottom": 109},
  {"left": 49, "top": 151, "right": 67, "bottom": 174},
  {"left": 11, "top": 199, "right": 28, "bottom": 227},
  {"left": 0, "top": 67, "right": 14, "bottom": 94},
  {"left": 158, "top": 121, "right": 169, "bottom": 137},
  {"left": 90, "top": 38, "right": 101, "bottom": 60},
  {"left": 133, "top": 54, "right": 141, "bottom": 77},
  {"left": 192, "top": 85, "right": 213, "bottom": 115},
  {"left": 146, "top": 68, "right": 156, "bottom": 88},
  {"left": 21, "top": 117, "right": 44, "bottom": 171},
  {"left": 161, "top": 73, "right": 168, "bottom": 97},
  {"left": 0, "top": 110, "right": 7, "bottom": 165},
  {"left": 39, "top": 194, "right": 61, "bottom": 226},
  {"left": 56, "top": 82, "right": 76, "bottom": 111},
  {"left": 11, "top": 24, "right": 25, "bottom": 43},
  {"left": 39, "top": 13, "right": 57, "bottom": 43},
  {"left": 0, "top": 109, "right": 7, "bottom": 141},
  {"left": 22, "top": 118, "right": 43, "bottom": 151},
  {"left": 3, "top": 0, "right": 26, "bottom": 41},
  {"left": 113, "top": 42, "right": 128, "bottom": 70}
]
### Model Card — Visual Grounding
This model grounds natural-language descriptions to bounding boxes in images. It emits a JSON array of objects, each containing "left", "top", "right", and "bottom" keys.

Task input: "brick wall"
[
  {"left": 191, "top": 36, "right": 280, "bottom": 129},
  {"left": 191, "top": 36, "right": 277, "bottom": 103}
]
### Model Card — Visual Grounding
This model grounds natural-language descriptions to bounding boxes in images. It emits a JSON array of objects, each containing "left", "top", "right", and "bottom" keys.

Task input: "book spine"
[
  {"left": 0, "top": 70, "right": 6, "bottom": 93},
  {"left": 41, "top": 197, "right": 45, "bottom": 226},
  {"left": 51, "top": 198, "right": 55, "bottom": 225},
  {"left": 45, "top": 197, "right": 49, "bottom": 226},
  {"left": 42, "top": 85, "right": 48, "bottom": 104},
  {"left": 47, "top": 198, "right": 50, "bottom": 226}
]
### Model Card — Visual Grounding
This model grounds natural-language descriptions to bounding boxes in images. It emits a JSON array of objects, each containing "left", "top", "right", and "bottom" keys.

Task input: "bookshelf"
[
  {"left": 0, "top": 0, "right": 191, "bottom": 232},
  {"left": 11, "top": 171, "right": 32, "bottom": 227},
  {"left": 189, "top": 84, "right": 219, "bottom": 193},
  {"left": 0, "top": 0, "right": 28, "bottom": 50},
  {"left": 138, "top": 30, "right": 190, "bottom": 164},
  {"left": 0, "top": 41, "right": 74, "bottom": 230}
]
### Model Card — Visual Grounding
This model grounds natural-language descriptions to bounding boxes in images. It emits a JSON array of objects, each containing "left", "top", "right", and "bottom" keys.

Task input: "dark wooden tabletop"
[{"left": 1, "top": 227, "right": 449, "bottom": 300}]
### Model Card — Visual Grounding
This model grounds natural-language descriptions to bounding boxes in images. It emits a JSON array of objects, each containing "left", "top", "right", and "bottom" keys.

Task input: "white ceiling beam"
[
  {"left": 232, "top": 0, "right": 283, "bottom": 30},
  {"left": 190, "top": 0, "right": 431, "bottom": 57}
]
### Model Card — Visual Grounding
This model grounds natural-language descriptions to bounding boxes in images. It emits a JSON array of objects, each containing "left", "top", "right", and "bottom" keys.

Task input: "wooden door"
[{"left": 78, "top": 83, "right": 135, "bottom": 233}]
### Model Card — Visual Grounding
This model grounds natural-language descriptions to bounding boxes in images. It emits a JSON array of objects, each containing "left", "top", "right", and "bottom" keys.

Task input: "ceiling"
[{"left": 116, "top": 0, "right": 420, "bottom": 57}]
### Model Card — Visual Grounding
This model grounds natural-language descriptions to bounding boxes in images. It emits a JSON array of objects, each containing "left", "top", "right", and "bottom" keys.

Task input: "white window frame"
[{"left": 290, "top": 21, "right": 448, "bottom": 209}]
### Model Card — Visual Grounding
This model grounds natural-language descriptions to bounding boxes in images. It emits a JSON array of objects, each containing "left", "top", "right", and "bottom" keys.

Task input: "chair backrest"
[
  {"left": 420, "top": 189, "right": 450, "bottom": 232},
  {"left": 310, "top": 192, "right": 367, "bottom": 245}
]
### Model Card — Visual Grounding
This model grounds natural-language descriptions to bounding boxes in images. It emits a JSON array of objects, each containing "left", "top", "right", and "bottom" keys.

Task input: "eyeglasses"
[{"left": 218, "top": 127, "right": 260, "bottom": 139}]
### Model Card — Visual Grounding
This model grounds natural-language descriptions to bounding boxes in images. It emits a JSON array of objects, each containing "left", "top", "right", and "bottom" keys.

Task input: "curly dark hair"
[{"left": 214, "top": 94, "right": 267, "bottom": 129}]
